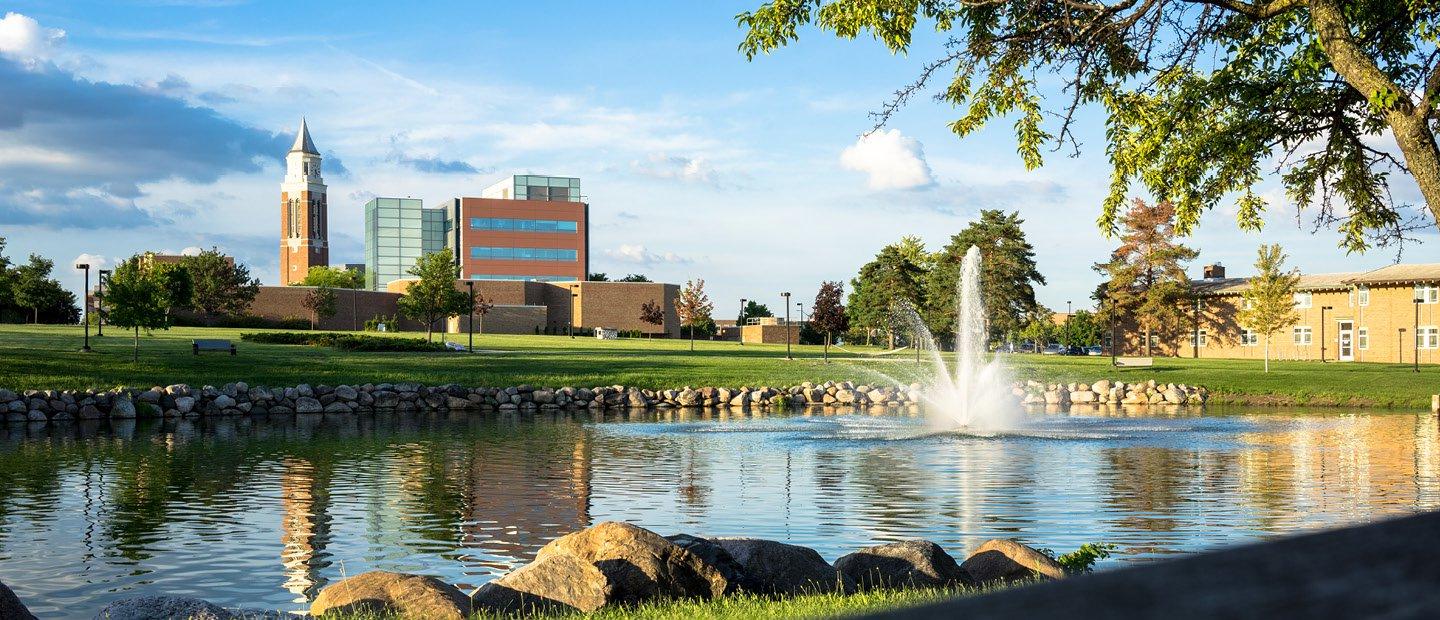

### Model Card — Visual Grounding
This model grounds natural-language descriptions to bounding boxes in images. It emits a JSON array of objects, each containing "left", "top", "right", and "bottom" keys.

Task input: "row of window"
[
  {"left": 469, "top": 246, "right": 578, "bottom": 262},
  {"left": 1291, "top": 284, "right": 1439, "bottom": 309},
  {"left": 1233, "top": 326, "right": 1440, "bottom": 349},
  {"left": 469, "top": 217, "right": 578, "bottom": 232},
  {"left": 468, "top": 274, "right": 575, "bottom": 282}
]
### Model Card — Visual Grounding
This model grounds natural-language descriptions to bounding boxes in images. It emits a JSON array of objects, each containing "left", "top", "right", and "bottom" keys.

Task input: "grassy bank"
[{"left": 1, "top": 325, "right": 1435, "bottom": 408}]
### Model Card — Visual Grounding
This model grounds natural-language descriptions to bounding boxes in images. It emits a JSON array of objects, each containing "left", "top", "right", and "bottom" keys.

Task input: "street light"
[
  {"left": 75, "top": 263, "right": 91, "bottom": 352},
  {"left": 797, "top": 301, "right": 805, "bottom": 325},
  {"left": 96, "top": 269, "right": 110, "bottom": 337},
  {"left": 464, "top": 280, "right": 475, "bottom": 353},
  {"left": 1320, "top": 305, "right": 1333, "bottom": 362},
  {"left": 1065, "top": 300, "right": 1072, "bottom": 349},
  {"left": 1416, "top": 297, "right": 1424, "bottom": 373},
  {"left": 781, "top": 292, "right": 792, "bottom": 360},
  {"left": 738, "top": 298, "right": 747, "bottom": 346}
]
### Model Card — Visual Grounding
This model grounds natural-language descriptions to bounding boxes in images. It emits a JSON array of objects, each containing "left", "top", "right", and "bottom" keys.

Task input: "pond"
[{"left": 1, "top": 406, "right": 1437, "bottom": 618}]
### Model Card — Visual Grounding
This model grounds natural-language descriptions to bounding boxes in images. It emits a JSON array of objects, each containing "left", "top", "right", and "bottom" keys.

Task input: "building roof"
[
  {"left": 1343, "top": 263, "right": 1440, "bottom": 285},
  {"left": 290, "top": 118, "right": 318, "bottom": 155},
  {"left": 1296, "top": 272, "right": 1366, "bottom": 291}
]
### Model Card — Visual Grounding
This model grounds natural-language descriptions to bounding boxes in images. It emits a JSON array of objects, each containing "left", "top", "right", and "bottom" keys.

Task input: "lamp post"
[
  {"left": 96, "top": 269, "right": 109, "bottom": 337},
  {"left": 1416, "top": 297, "right": 1424, "bottom": 373},
  {"left": 1320, "top": 305, "right": 1333, "bottom": 362},
  {"left": 781, "top": 292, "right": 792, "bottom": 360},
  {"left": 738, "top": 298, "right": 747, "bottom": 346},
  {"left": 570, "top": 291, "right": 579, "bottom": 339},
  {"left": 1065, "top": 300, "right": 1072, "bottom": 350},
  {"left": 797, "top": 301, "right": 805, "bottom": 325},
  {"left": 464, "top": 281, "right": 475, "bottom": 353},
  {"left": 75, "top": 263, "right": 91, "bottom": 352},
  {"left": 1400, "top": 328, "right": 1408, "bottom": 364}
]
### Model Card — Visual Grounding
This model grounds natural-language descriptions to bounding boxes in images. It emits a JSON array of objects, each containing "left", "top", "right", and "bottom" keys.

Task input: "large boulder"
[
  {"left": 532, "top": 521, "right": 727, "bottom": 605},
  {"left": 712, "top": 538, "right": 853, "bottom": 595},
  {"left": 92, "top": 596, "right": 230, "bottom": 620},
  {"left": 835, "top": 540, "right": 971, "bottom": 591},
  {"left": 0, "top": 581, "right": 35, "bottom": 620},
  {"left": 960, "top": 539, "right": 1066, "bottom": 584},
  {"left": 471, "top": 553, "right": 612, "bottom": 614},
  {"left": 665, "top": 534, "right": 747, "bottom": 593},
  {"left": 309, "top": 571, "right": 470, "bottom": 619}
]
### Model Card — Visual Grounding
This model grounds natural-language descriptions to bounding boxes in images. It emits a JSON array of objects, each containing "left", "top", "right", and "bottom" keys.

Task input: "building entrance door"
[{"left": 1338, "top": 321, "right": 1354, "bottom": 362}]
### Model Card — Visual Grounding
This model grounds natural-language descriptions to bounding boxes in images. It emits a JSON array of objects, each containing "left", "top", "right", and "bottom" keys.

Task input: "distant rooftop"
[{"left": 1193, "top": 262, "right": 1440, "bottom": 294}]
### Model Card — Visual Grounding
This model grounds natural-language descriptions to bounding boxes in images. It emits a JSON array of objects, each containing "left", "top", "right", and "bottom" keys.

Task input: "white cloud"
[
  {"left": 0, "top": 13, "right": 65, "bottom": 66},
  {"left": 72, "top": 253, "right": 107, "bottom": 271},
  {"left": 631, "top": 153, "right": 719, "bottom": 185},
  {"left": 603, "top": 244, "right": 693, "bottom": 266},
  {"left": 839, "top": 129, "right": 935, "bottom": 190}
]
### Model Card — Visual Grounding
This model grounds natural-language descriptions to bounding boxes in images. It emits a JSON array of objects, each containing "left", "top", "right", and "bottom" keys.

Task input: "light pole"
[
  {"left": 570, "top": 291, "right": 579, "bottom": 339},
  {"left": 465, "top": 280, "right": 475, "bottom": 353},
  {"left": 75, "top": 263, "right": 91, "bottom": 352},
  {"left": 738, "top": 298, "right": 747, "bottom": 346},
  {"left": 1320, "top": 305, "right": 1332, "bottom": 362},
  {"left": 781, "top": 292, "right": 792, "bottom": 360},
  {"left": 1065, "top": 300, "right": 1072, "bottom": 350},
  {"left": 1416, "top": 297, "right": 1424, "bottom": 373},
  {"left": 96, "top": 269, "right": 109, "bottom": 337},
  {"left": 797, "top": 301, "right": 805, "bottom": 326}
]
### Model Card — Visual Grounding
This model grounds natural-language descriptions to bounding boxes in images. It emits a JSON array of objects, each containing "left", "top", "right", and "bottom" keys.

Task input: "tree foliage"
[
  {"left": 588, "top": 272, "right": 610, "bottom": 281},
  {"left": 847, "top": 240, "right": 926, "bottom": 347},
  {"left": 466, "top": 290, "right": 495, "bottom": 334},
  {"left": 397, "top": 251, "right": 469, "bottom": 342},
  {"left": 676, "top": 279, "right": 714, "bottom": 351},
  {"left": 639, "top": 299, "right": 666, "bottom": 337},
  {"left": 618, "top": 273, "right": 652, "bottom": 282},
  {"left": 105, "top": 256, "right": 173, "bottom": 361},
  {"left": 1095, "top": 199, "right": 1200, "bottom": 355},
  {"left": 10, "top": 252, "right": 78, "bottom": 324},
  {"left": 301, "top": 286, "right": 339, "bottom": 330},
  {"left": 1237, "top": 244, "right": 1302, "bottom": 372},
  {"left": 295, "top": 266, "right": 364, "bottom": 289},
  {"left": 737, "top": 0, "right": 1440, "bottom": 250},
  {"left": 810, "top": 280, "right": 848, "bottom": 360},
  {"left": 180, "top": 248, "right": 259, "bottom": 324},
  {"left": 926, "top": 210, "right": 1044, "bottom": 344},
  {"left": 1064, "top": 309, "right": 1104, "bottom": 347}
]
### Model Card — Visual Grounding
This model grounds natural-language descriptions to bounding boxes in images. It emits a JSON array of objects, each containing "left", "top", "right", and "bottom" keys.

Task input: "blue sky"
[{"left": 1, "top": 1, "right": 1435, "bottom": 315}]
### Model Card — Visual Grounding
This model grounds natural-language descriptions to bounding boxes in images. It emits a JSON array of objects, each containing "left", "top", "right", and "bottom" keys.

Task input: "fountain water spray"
[{"left": 897, "top": 246, "right": 1019, "bottom": 430}]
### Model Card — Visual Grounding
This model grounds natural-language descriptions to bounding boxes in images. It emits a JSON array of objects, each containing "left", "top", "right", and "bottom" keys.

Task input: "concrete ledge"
[{"left": 865, "top": 510, "right": 1440, "bottom": 619}]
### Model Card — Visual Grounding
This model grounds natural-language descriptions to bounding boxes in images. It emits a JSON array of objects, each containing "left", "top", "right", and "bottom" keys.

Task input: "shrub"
[
  {"left": 239, "top": 332, "right": 448, "bottom": 352},
  {"left": 1054, "top": 543, "right": 1117, "bottom": 573}
]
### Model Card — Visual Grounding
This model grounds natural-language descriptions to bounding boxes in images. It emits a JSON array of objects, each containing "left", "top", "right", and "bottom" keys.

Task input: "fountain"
[{"left": 899, "top": 246, "right": 1019, "bottom": 430}]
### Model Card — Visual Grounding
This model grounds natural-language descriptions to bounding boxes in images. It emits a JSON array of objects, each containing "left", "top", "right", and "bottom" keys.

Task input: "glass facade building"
[
  {"left": 480, "top": 175, "right": 582, "bottom": 202},
  {"left": 364, "top": 197, "right": 448, "bottom": 291}
]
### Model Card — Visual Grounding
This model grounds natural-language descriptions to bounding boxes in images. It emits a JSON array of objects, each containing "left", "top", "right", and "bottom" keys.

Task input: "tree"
[
  {"left": 13, "top": 254, "right": 78, "bottom": 324},
  {"left": 847, "top": 241, "right": 926, "bottom": 348},
  {"left": 1238, "top": 244, "right": 1302, "bottom": 373},
  {"left": 302, "top": 286, "right": 339, "bottom": 330},
  {"left": 104, "top": 256, "right": 172, "bottom": 362},
  {"left": 468, "top": 291, "right": 495, "bottom": 334},
  {"left": 1095, "top": 200, "right": 1200, "bottom": 356},
  {"left": 397, "top": 251, "right": 469, "bottom": 342},
  {"left": 294, "top": 266, "right": 364, "bottom": 289},
  {"left": 925, "top": 210, "right": 1045, "bottom": 345},
  {"left": 618, "top": 273, "right": 652, "bottom": 282},
  {"left": 675, "top": 279, "right": 714, "bottom": 352},
  {"left": 809, "top": 281, "right": 848, "bottom": 362},
  {"left": 639, "top": 299, "right": 665, "bottom": 338},
  {"left": 588, "top": 272, "right": 610, "bottom": 281},
  {"left": 1019, "top": 308, "right": 1060, "bottom": 349},
  {"left": 1065, "top": 310, "right": 1104, "bottom": 348},
  {"left": 737, "top": 1, "right": 1440, "bottom": 251},
  {"left": 180, "top": 248, "right": 259, "bottom": 325},
  {"left": 743, "top": 301, "right": 773, "bottom": 320},
  {"left": 0, "top": 238, "right": 16, "bottom": 322}
]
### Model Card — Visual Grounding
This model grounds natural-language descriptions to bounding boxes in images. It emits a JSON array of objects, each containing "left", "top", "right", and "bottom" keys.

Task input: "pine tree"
[
  {"left": 1238, "top": 244, "right": 1301, "bottom": 373},
  {"left": 1094, "top": 199, "right": 1200, "bottom": 356},
  {"left": 926, "top": 210, "right": 1045, "bottom": 345},
  {"left": 847, "top": 241, "right": 926, "bottom": 348}
]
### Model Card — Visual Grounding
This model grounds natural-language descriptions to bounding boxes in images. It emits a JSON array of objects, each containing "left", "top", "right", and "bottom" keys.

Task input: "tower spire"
[{"left": 290, "top": 117, "right": 319, "bottom": 154}]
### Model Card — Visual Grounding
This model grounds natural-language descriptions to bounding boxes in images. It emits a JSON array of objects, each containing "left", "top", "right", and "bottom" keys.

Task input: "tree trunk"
[
  {"left": 1264, "top": 335, "right": 1271, "bottom": 373},
  {"left": 689, "top": 326, "right": 695, "bottom": 352},
  {"left": 1309, "top": 0, "right": 1440, "bottom": 230},
  {"left": 1144, "top": 326, "right": 1152, "bottom": 356},
  {"left": 133, "top": 326, "right": 139, "bottom": 363},
  {"left": 824, "top": 332, "right": 830, "bottom": 363}
]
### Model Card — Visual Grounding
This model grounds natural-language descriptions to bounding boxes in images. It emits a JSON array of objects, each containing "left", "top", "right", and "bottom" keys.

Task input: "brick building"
[
  {"left": 1113, "top": 262, "right": 1440, "bottom": 364},
  {"left": 279, "top": 119, "right": 329, "bottom": 285},
  {"left": 384, "top": 279, "right": 680, "bottom": 337},
  {"left": 439, "top": 175, "right": 589, "bottom": 283}
]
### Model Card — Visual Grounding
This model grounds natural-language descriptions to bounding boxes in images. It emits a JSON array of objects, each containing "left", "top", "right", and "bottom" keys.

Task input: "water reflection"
[{"left": 0, "top": 407, "right": 1436, "bottom": 618}]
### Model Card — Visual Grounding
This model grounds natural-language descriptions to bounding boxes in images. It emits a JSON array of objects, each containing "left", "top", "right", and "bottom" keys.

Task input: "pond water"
[{"left": 1, "top": 406, "right": 1437, "bottom": 618}]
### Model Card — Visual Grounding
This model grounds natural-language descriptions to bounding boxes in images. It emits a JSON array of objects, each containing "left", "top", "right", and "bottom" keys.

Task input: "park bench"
[
  {"left": 193, "top": 339, "right": 236, "bottom": 356},
  {"left": 1114, "top": 356, "right": 1153, "bottom": 368}
]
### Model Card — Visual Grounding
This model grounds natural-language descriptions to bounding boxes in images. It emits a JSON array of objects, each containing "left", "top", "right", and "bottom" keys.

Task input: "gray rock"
[
  {"left": 323, "top": 401, "right": 351, "bottom": 413},
  {"left": 961, "top": 539, "right": 1066, "bottom": 584},
  {"left": 471, "top": 553, "right": 607, "bottom": 614},
  {"left": 713, "top": 538, "right": 852, "bottom": 595},
  {"left": 294, "top": 397, "right": 323, "bottom": 413},
  {"left": 333, "top": 385, "right": 358, "bottom": 401},
  {"left": 213, "top": 395, "right": 237, "bottom": 409},
  {"left": 174, "top": 397, "right": 196, "bottom": 414},
  {"left": 110, "top": 397, "right": 137, "bottom": 419},
  {"left": 91, "top": 596, "right": 231, "bottom": 620},
  {"left": 0, "top": 579, "right": 36, "bottom": 620},
  {"left": 666, "top": 534, "right": 747, "bottom": 593},
  {"left": 836, "top": 540, "right": 971, "bottom": 590},
  {"left": 310, "top": 571, "right": 470, "bottom": 620}
]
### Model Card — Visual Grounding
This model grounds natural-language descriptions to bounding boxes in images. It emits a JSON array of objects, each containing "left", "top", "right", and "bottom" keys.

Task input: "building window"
[
  {"left": 1357, "top": 285, "right": 1370, "bottom": 307},
  {"left": 1420, "top": 326, "right": 1440, "bottom": 350},
  {"left": 1357, "top": 327, "right": 1368, "bottom": 350},
  {"left": 469, "top": 274, "right": 574, "bottom": 282},
  {"left": 1294, "top": 291, "right": 1312, "bottom": 308},
  {"left": 1293, "top": 326, "right": 1313, "bottom": 346},
  {"left": 1191, "top": 329, "right": 1207, "bottom": 348},
  {"left": 469, "top": 246, "right": 578, "bottom": 262},
  {"left": 1240, "top": 329, "right": 1258, "bottom": 346},
  {"left": 1417, "top": 284, "right": 1439, "bottom": 304},
  {"left": 469, "top": 218, "right": 578, "bottom": 233}
]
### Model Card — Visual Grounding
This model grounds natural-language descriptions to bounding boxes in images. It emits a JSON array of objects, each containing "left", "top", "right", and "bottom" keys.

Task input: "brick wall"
[
  {"left": 247, "top": 286, "right": 425, "bottom": 331},
  {"left": 448, "top": 305, "right": 548, "bottom": 335},
  {"left": 741, "top": 324, "right": 799, "bottom": 345}
]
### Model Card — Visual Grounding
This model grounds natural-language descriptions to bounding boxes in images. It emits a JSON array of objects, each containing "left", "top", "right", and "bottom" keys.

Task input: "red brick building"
[
  {"left": 437, "top": 175, "right": 588, "bottom": 283},
  {"left": 279, "top": 119, "right": 328, "bottom": 285}
]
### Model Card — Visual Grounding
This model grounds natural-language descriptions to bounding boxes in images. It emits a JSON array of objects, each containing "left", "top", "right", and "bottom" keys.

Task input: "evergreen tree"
[
  {"left": 1238, "top": 244, "right": 1302, "bottom": 373},
  {"left": 1094, "top": 199, "right": 1200, "bottom": 356},
  {"left": 105, "top": 256, "right": 172, "bottom": 362},
  {"left": 0, "top": 238, "right": 16, "bottom": 322},
  {"left": 588, "top": 272, "right": 609, "bottom": 281},
  {"left": 618, "top": 273, "right": 652, "bottom": 282},
  {"left": 809, "top": 281, "right": 848, "bottom": 362},
  {"left": 675, "top": 279, "right": 714, "bottom": 352},
  {"left": 847, "top": 241, "right": 926, "bottom": 348},
  {"left": 925, "top": 210, "right": 1044, "bottom": 345},
  {"left": 397, "top": 251, "right": 469, "bottom": 342},
  {"left": 180, "top": 248, "right": 259, "bottom": 325}
]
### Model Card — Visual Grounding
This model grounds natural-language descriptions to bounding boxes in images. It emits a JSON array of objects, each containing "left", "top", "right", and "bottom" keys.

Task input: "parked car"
[
  {"left": 1066, "top": 345, "right": 1085, "bottom": 356},
  {"left": 1042, "top": 343, "right": 1065, "bottom": 355},
  {"left": 1085, "top": 345, "right": 1104, "bottom": 356},
  {"left": 1018, "top": 342, "right": 1036, "bottom": 353}
]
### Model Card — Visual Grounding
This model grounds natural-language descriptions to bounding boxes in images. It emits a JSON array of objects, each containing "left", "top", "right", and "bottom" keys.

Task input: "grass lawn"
[{"left": 1, "top": 324, "right": 1436, "bottom": 408}]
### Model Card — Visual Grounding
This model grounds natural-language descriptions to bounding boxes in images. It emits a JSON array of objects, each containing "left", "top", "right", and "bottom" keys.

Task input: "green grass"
[{"left": 1, "top": 324, "right": 1435, "bottom": 408}]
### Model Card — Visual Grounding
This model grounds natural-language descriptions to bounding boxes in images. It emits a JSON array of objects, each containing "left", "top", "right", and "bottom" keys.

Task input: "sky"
[{"left": 1, "top": 1, "right": 1435, "bottom": 316}]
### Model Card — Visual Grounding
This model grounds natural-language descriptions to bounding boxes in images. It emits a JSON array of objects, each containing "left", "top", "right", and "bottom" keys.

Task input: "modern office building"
[
  {"left": 279, "top": 119, "right": 329, "bottom": 285},
  {"left": 363, "top": 197, "right": 447, "bottom": 291},
  {"left": 438, "top": 174, "right": 589, "bottom": 283}
]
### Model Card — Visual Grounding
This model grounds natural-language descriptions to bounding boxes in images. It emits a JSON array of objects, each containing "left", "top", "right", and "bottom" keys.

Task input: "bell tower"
[{"left": 279, "top": 118, "right": 328, "bottom": 285}]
